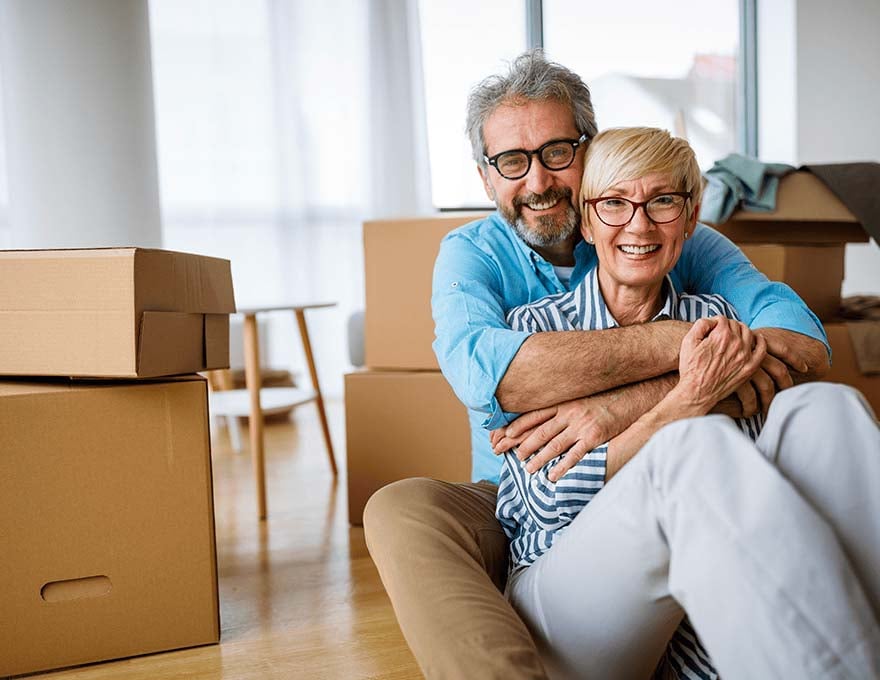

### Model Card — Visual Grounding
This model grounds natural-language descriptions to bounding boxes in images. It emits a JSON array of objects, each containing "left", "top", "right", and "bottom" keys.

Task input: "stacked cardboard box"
[
  {"left": 346, "top": 216, "right": 486, "bottom": 524},
  {"left": 704, "top": 171, "right": 878, "bottom": 413},
  {"left": 0, "top": 247, "right": 234, "bottom": 677}
]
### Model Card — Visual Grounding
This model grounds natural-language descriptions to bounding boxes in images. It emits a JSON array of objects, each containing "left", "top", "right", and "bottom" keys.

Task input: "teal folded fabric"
[{"left": 700, "top": 153, "right": 795, "bottom": 224}]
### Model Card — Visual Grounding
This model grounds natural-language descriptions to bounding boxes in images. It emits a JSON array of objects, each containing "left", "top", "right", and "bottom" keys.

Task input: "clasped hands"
[{"left": 491, "top": 320, "right": 808, "bottom": 482}]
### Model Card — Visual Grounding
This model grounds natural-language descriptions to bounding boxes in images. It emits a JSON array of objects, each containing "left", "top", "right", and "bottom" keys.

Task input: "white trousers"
[{"left": 506, "top": 383, "right": 880, "bottom": 680}]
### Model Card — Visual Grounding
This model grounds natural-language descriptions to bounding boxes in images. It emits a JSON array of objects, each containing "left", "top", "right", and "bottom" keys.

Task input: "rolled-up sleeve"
[
  {"left": 432, "top": 233, "right": 530, "bottom": 429},
  {"left": 676, "top": 224, "right": 829, "bottom": 352}
]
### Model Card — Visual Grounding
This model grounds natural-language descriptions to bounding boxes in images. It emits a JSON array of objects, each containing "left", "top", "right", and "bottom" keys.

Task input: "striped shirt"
[{"left": 496, "top": 266, "right": 764, "bottom": 680}]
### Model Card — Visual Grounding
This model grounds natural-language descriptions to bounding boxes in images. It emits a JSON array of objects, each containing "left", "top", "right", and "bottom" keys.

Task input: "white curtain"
[{"left": 149, "top": 0, "right": 432, "bottom": 397}]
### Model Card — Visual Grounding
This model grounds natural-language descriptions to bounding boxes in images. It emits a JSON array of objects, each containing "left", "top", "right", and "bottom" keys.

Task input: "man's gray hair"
[{"left": 465, "top": 49, "right": 598, "bottom": 167}]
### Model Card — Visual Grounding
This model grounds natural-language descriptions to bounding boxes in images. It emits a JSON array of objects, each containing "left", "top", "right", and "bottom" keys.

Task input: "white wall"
[{"left": 759, "top": 0, "right": 880, "bottom": 296}]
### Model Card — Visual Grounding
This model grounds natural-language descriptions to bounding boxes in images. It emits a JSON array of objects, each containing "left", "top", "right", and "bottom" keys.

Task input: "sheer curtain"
[{"left": 149, "top": 0, "right": 431, "bottom": 397}]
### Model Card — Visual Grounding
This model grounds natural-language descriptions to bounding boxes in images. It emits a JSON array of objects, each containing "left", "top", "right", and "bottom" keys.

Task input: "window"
[
  {"left": 419, "top": 0, "right": 746, "bottom": 209},
  {"left": 544, "top": 0, "right": 741, "bottom": 171},
  {"left": 417, "top": 1, "right": 526, "bottom": 209}
]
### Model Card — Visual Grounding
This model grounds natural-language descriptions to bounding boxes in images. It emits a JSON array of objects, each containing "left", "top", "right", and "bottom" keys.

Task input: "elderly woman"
[{"left": 494, "top": 128, "right": 880, "bottom": 679}]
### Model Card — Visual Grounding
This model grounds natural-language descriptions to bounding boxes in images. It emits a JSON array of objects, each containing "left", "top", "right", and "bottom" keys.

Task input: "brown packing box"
[
  {"left": 364, "top": 214, "right": 488, "bottom": 370},
  {"left": 823, "top": 321, "right": 880, "bottom": 414},
  {"left": 0, "top": 247, "right": 236, "bottom": 377},
  {"left": 704, "top": 171, "right": 869, "bottom": 244},
  {"left": 740, "top": 244, "right": 845, "bottom": 320},
  {"left": 345, "top": 370, "right": 471, "bottom": 524},
  {"left": 0, "top": 375, "right": 220, "bottom": 677}
]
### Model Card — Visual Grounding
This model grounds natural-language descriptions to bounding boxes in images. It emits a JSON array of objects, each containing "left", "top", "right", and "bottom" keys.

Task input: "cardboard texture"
[
  {"left": 823, "top": 321, "right": 880, "bottom": 414},
  {"left": 0, "top": 375, "right": 220, "bottom": 677},
  {"left": 345, "top": 370, "right": 471, "bottom": 524},
  {"left": 704, "top": 171, "right": 869, "bottom": 244},
  {"left": 740, "top": 244, "right": 845, "bottom": 320},
  {"left": 364, "top": 214, "right": 488, "bottom": 370},
  {"left": 0, "top": 247, "right": 236, "bottom": 378}
]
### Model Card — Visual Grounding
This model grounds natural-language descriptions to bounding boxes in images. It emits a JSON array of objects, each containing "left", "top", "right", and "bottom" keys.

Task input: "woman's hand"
[{"left": 676, "top": 317, "right": 767, "bottom": 412}]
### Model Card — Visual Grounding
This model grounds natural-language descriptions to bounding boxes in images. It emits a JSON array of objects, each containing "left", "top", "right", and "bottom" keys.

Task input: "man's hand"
[
  {"left": 731, "top": 328, "right": 830, "bottom": 415},
  {"left": 491, "top": 396, "right": 620, "bottom": 482},
  {"left": 490, "top": 375, "right": 677, "bottom": 482},
  {"left": 733, "top": 354, "right": 794, "bottom": 416},
  {"left": 755, "top": 327, "right": 830, "bottom": 379}
]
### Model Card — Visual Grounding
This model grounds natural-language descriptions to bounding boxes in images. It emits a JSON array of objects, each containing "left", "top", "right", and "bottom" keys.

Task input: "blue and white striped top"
[{"left": 496, "top": 266, "right": 764, "bottom": 680}]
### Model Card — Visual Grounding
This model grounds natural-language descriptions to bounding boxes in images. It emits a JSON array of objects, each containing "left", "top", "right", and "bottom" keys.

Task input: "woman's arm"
[{"left": 605, "top": 316, "right": 766, "bottom": 480}]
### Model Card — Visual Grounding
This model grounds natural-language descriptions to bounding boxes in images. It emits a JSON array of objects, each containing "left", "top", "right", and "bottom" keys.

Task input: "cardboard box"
[
  {"left": 0, "top": 247, "right": 236, "bottom": 378},
  {"left": 364, "top": 214, "right": 488, "bottom": 370},
  {"left": 345, "top": 370, "right": 471, "bottom": 524},
  {"left": 703, "top": 171, "right": 869, "bottom": 244},
  {"left": 823, "top": 321, "right": 880, "bottom": 414},
  {"left": 0, "top": 375, "right": 220, "bottom": 676},
  {"left": 740, "top": 244, "right": 845, "bottom": 320}
]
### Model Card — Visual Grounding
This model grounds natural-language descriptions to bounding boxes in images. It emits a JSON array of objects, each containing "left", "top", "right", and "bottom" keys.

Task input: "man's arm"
[
  {"left": 491, "top": 374, "right": 678, "bottom": 481},
  {"left": 495, "top": 321, "right": 690, "bottom": 412}
]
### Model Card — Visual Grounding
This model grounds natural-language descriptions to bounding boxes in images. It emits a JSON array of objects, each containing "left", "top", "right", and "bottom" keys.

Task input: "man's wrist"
[{"left": 651, "top": 320, "right": 692, "bottom": 370}]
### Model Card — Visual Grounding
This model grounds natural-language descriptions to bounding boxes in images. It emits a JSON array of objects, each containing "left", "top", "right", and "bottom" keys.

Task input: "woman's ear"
[
  {"left": 581, "top": 218, "right": 594, "bottom": 245},
  {"left": 689, "top": 202, "right": 700, "bottom": 230}
]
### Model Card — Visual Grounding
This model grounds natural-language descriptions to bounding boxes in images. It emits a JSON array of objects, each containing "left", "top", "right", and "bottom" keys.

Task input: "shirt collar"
[{"left": 582, "top": 267, "right": 679, "bottom": 327}]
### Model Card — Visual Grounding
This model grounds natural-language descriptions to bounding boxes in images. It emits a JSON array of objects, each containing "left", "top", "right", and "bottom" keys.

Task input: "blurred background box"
[
  {"left": 740, "top": 243, "right": 845, "bottom": 320},
  {"left": 345, "top": 369, "right": 470, "bottom": 525},
  {"left": 363, "top": 214, "right": 487, "bottom": 371}
]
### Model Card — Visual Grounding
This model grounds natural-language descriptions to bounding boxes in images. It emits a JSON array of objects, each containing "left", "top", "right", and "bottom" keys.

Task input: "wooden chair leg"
[
  {"left": 243, "top": 314, "right": 268, "bottom": 519},
  {"left": 294, "top": 309, "right": 338, "bottom": 477}
]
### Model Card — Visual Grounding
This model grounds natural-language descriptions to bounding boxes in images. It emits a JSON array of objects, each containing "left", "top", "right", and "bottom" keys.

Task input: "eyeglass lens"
[
  {"left": 594, "top": 195, "right": 687, "bottom": 226},
  {"left": 495, "top": 141, "right": 576, "bottom": 179}
]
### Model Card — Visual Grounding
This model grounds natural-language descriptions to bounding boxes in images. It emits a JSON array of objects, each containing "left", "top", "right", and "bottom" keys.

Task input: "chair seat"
[{"left": 209, "top": 386, "right": 317, "bottom": 418}]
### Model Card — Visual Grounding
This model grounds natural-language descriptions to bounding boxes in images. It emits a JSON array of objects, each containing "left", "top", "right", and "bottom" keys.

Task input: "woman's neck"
[{"left": 596, "top": 267, "right": 665, "bottom": 326}]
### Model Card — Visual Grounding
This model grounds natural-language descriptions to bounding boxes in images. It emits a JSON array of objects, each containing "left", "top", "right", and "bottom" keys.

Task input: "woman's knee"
[
  {"left": 770, "top": 382, "right": 873, "bottom": 424},
  {"left": 639, "top": 415, "right": 757, "bottom": 492}
]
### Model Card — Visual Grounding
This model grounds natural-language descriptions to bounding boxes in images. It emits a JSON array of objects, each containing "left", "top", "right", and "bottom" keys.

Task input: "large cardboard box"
[
  {"left": 703, "top": 171, "right": 869, "bottom": 244},
  {"left": 0, "top": 375, "right": 220, "bottom": 676},
  {"left": 740, "top": 244, "right": 845, "bottom": 320},
  {"left": 364, "top": 214, "right": 488, "bottom": 370},
  {"left": 0, "top": 247, "right": 236, "bottom": 378},
  {"left": 823, "top": 321, "right": 880, "bottom": 414},
  {"left": 345, "top": 370, "right": 471, "bottom": 524}
]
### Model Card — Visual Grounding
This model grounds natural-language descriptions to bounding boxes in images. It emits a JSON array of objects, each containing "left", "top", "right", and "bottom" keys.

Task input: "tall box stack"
[
  {"left": 0, "top": 248, "right": 235, "bottom": 677},
  {"left": 346, "top": 216, "right": 485, "bottom": 524},
  {"left": 704, "top": 171, "right": 879, "bottom": 413}
]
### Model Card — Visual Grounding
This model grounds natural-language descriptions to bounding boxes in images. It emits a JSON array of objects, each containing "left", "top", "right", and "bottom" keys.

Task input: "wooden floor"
[{"left": 30, "top": 400, "right": 422, "bottom": 680}]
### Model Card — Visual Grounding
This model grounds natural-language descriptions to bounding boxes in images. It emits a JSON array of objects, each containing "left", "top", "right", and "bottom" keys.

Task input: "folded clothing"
[{"left": 700, "top": 153, "right": 795, "bottom": 224}]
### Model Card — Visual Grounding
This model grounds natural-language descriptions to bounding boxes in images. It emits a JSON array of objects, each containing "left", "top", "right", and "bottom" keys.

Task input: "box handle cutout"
[{"left": 41, "top": 575, "right": 112, "bottom": 602}]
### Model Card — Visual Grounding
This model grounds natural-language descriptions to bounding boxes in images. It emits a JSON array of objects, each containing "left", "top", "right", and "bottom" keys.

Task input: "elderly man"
[{"left": 364, "top": 51, "right": 829, "bottom": 679}]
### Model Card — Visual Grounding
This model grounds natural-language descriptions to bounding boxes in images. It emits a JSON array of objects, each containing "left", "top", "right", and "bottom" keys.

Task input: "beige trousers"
[{"left": 364, "top": 477, "right": 547, "bottom": 679}]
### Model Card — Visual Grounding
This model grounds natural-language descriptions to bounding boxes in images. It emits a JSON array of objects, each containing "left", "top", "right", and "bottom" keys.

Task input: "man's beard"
[{"left": 499, "top": 187, "right": 580, "bottom": 248}]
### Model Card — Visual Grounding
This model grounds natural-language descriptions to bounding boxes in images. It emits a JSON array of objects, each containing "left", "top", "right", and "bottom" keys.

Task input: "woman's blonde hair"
[{"left": 580, "top": 127, "right": 702, "bottom": 222}]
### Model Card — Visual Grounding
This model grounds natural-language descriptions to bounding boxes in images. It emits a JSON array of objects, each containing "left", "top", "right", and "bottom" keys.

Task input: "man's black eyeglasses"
[
  {"left": 584, "top": 192, "right": 692, "bottom": 227},
  {"left": 484, "top": 133, "right": 588, "bottom": 180}
]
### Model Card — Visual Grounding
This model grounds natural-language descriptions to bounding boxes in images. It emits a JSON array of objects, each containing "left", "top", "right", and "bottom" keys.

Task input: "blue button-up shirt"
[{"left": 431, "top": 211, "right": 828, "bottom": 484}]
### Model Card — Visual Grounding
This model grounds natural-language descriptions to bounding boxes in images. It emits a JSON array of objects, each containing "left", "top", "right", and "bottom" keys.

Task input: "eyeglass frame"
[
  {"left": 583, "top": 191, "right": 693, "bottom": 227},
  {"left": 483, "top": 133, "right": 589, "bottom": 180}
]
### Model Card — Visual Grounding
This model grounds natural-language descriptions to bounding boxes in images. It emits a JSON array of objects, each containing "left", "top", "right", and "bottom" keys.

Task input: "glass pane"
[
  {"left": 418, "top": 0, "right": 526, "bottom": 208},
  {"left": 544, "top": 0, "right": 740, "bottom": 169}
]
